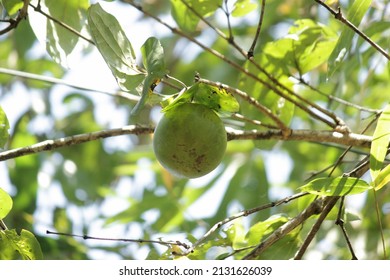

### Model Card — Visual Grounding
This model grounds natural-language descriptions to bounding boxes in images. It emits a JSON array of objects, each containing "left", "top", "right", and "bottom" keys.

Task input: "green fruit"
[{"left": 153, "top": 103, "right": 227, "bottom": 178}]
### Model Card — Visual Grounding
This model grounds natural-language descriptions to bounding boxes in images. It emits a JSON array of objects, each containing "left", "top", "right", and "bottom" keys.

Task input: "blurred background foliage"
[{"left": 0, "top": 0, "right": 389, "bottom": 259}]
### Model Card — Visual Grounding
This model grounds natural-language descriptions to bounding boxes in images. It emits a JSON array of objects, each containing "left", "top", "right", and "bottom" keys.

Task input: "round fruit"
[{"left": 153, "top": 103, "right": 227, "bottom": 178}]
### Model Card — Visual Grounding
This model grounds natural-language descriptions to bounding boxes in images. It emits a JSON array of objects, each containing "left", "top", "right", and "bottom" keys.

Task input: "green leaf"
[
  {"left": 162, "top": 82, "right": 239, "bottom": 114},
  {"left": 170, "top": 0, "right": 222, "bottom": 32},
  {"left": 0, "top": 229, "right": 43, "bottom": 260},
  {"left": 292, "top": 23, "right": 337, "bottom": 73},
  {"left": 0, "top": 188, "right": 12, "bottom": 219},
  {"left": 29, "top": 0, "right": 89, "bottom": 67},
  {"left": 224, "top": 221, "right": 246, "bottom": 250},
  {"left": 246, "top": 217, "right": 301, "bottom": 260},
  {"left": 161, "top": 87, "right": 194, "bottom": 113},
  {"left": 0, "top": 106, "right": 10, "bottom": 149},
  {"left": 88, "top": 3, "right": 145, "bottom": 92},
  {"left": 327, "top": 0, "right": 372, "bottom": 76},
  {"left": 2, "top": 0, "right": 24, "bottom": 16},
  {"left": 246, "top": 215, "right": 289, "bottom": 246},
  {"left": 193, "top": 82, "right": 240, "bottom": 114},
  {"left": 372, "top": 163, "right": 390, "bottom": 191},
  {"left": 370, "top": 104, "right": 390, "bottom": 181},
  {"left": 141, "top": 37, "right": 166, "bottom": 77},
  {"left": 300, "top": 176, "right": 372, "bottom": 196},
  {"left": 232, "top": 0, "right": 258, "bottom": 17},
  {"left": 131, "top": 37, "right": 166, "bottom": 115},
  {"left": 265, "top": 19, "right": 337, "bottom": 74}
]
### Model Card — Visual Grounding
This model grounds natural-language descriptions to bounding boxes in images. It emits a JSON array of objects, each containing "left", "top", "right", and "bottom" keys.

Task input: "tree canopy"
[{"left": 0, "top": 0, "right": 390, "bottom": 260}]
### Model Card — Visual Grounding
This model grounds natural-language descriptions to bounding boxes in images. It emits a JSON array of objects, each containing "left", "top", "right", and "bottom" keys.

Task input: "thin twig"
[
  {"left": 29, "top": 2, "right": 95, "bottom": 45},
  {"left": 294, "top": 196, "right": 340, "bottom": 259},
  {"left": 247, "top": 0, "right": 266, "bottom": 58},
  {"left": 334, "top": 197, "right": 358, "bottom": 260},
  {"left": 231, "top": 113, "right": 279, "bottom": 129},
  {"left": 296, "top": 76, "right": 381, "bottom": 114},
  {"left": 373, "top": 189, "right": 387, "bottom": 259},
  {"left": 123, "top": 0, "right": 344, "bottom": 130},
  {"left": 179, "top": 192, "right": 308, "bottom": 255},
  {"left": 0, "top": 220, "right": 8, "bottom": 230},
  {"left": 222, "top": 0, "right": 237, "bottom": 47},
  {"left": 46, "top": 230, "right": 191, "bottom": 250},
  {"left": 0, "top": 67, "right": 140, "bottom": 102},
  {"left": 243, "top": 196, "right": 328, "bottom": 259},
  {"left": 328, "top": 112, "right": 380, "bottom": 176},
  {"left": 0, "top": 0, "right": 29, "bottom": 35},
  {"left": 314, "top": 0, "right": 390, "bottom": 61},
  {"left": 195, "top": 75, "right": 291, "bottom": 133}
]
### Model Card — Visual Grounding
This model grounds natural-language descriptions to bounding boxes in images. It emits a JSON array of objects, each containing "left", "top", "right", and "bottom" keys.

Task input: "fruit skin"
[{"left": 153, "top": 103, "right": 227, "bottom": 178}]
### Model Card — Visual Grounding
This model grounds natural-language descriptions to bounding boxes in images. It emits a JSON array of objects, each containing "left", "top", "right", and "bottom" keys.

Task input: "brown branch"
[
  {"left": 242, "top": 145, "right": 376, "bottom": 260},
  {"left": 0, "top": 125, "right": 154, "bottom": 161},
  {"left": 314, "top": 0, "right": 390, "bottom": 61},
  {"left": 242, "top": 196, "right": 329, "bottom": 259},
  {"left": 179, "top": 192, "right": 309, "bottom": 256},
  {"left": 123, "top": 0, "right": 345, "bottom": 130},
  {"left": 0, "top": 67, "right": 140, "bottom": 102},
  {"left": 334, "top": 197, "right": 358, "bottom": 260},
  {"left": 296, "top": 76, "right": 381, "bottom": 114},
  {"left": 294, "top": 196, "right": 340, "bottom": 259},
  {"left": 0, "top": 220, "right": 8, "bottom": 230},
  {"left": 247, "top": 0, "right": 266, "bottom": 59},
  {"left": 227, "top": 128, "right": 372, "bottom": 148},
  {"left": 0, "top": 0, "right": 29, "bottom": 35},
  {"left": 46, "top": 230, "right": 191, "bottom": 250},
  {"left": 195, "top": 75, "right": 290, "bottom": 134},
  {"left": 29, "top": 2, "right": 94, "bottom": 45},
  {"left": 0, "top": 126, "right": 372, "bottom": 162}
]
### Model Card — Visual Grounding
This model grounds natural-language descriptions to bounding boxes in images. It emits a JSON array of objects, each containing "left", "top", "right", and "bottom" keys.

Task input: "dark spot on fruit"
[{"left": 196, "top": 154, "right": 205, "bottom": 165}]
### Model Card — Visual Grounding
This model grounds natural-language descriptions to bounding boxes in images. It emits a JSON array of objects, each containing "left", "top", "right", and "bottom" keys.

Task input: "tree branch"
[
  {"left": 227, "top": 128, "right": 372, "bottom": 148},
  {"left": 180, "top": 192, "right": 308, "bottom": 256},
  {"left": 46, "top": 230, "right": 191, "bottom": 251},
  {"left": 195, "top": 75, "right": 291, "bottom": 134},
  {"left": 242, "top": 196, "right": 329, "bottom": 259},
  {"left": 293, "top": 196, "right": 340, "bottom": 259},
  {"left": 247, "top": 0, "right": 266, "bottom": 58},
  {"left": 0, "top": 126, "right": 371, "bottom": 162},
  {"left": 0, "top": 125, "right": 372, "bottom": 162},
  {"left": 0, "top": 0, "right": 29, "bottom": 35},
  {"left": 334, "top": 197, "right": 358, "bottom": 260},
  {"left": 0, "top": 67, "right": 140, "bottom": 102},
  {"left": 29, "top": 2, "right": 94, "bottom": 45},
  {"left": 0, "top": 125, "right": 154, "bottom": 161},
  {"left": 123, "top": 0, "right": 346, "bottom": 130}
]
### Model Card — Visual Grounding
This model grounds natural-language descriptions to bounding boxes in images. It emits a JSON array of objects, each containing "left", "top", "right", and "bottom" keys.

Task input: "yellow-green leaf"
[
  {"left": 0, "top": 229, "right": 43, "bottom": 260},
  {"left": 0, "top": 106, "right": 10, "bottom": 149},
  {"left": 300, "top": 176, "right": 372, "bottom": 196},
  {"left": 370, "top": 104, "right": 390, "bottom": 181},
  {"left": 232, "top": 0, "right": 258, "bottom": 17},
  {"left": 0, "top": 188, "right": 12, "bottom": 219},
  {"left": 2, "top": 0, "right": 24, "bottom": 16},
  {"left": 372, "top": 163, "right": 390, "bottom": 191},
  {"left": 328, "top": 0, "right": 372, "bottom": 76},
  {"left": 170, "top": 0, "right": 222, "bottom": 32}
]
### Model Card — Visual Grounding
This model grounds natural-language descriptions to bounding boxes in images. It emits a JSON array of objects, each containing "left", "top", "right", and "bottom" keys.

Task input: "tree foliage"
[{"left": 0, "top": 0, "right": 390, "bottom": 260}]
